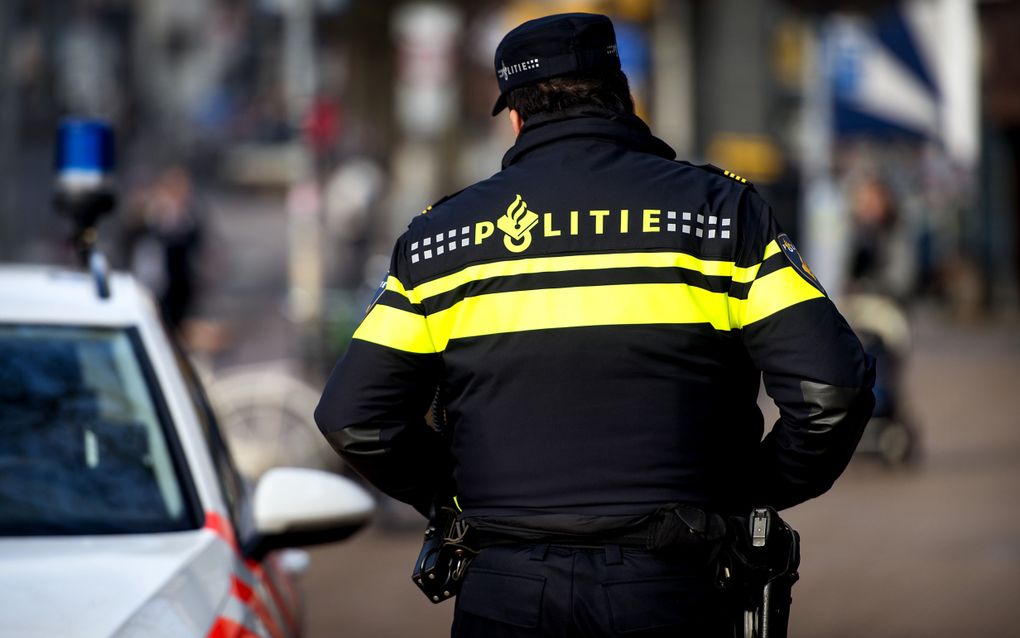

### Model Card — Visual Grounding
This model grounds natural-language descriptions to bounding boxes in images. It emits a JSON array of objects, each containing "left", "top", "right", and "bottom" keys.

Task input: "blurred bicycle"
[{"left": 197, "top": 360, "right": 342, "bottom": 480}]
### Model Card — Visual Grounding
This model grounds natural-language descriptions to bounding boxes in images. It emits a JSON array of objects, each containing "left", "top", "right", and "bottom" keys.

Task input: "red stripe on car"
[{"left": 205, "top": 616, "right": 262, "bottom": 638}]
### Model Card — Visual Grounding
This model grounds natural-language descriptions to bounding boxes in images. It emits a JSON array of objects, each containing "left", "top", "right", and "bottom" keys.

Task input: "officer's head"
[{"left": 491, "top": 13, "right": 634, "bottom": 135}]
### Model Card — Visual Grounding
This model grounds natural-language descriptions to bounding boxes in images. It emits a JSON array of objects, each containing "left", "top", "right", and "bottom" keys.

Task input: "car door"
[{"left": 174, "top": 350, "right": 305, "bottom": 638}]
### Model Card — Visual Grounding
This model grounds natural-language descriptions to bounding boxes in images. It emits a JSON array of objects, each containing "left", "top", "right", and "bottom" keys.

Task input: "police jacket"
[{"left": 315, "top": 107, "right": 875, "bottom": 534}]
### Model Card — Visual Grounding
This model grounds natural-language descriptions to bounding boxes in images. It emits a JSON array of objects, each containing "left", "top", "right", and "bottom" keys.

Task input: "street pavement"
[{"left": 300, "top": 312, "right": 1020, "bottom": 638}]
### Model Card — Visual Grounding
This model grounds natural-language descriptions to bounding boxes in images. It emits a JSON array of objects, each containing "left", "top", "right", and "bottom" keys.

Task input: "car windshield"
[{"left": 0, "top": 325, "right": 197, "bottom": 535}]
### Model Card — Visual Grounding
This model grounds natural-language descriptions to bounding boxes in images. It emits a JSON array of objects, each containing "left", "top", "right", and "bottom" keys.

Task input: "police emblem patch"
[{"left": 777, "top": 233, "right": 825, "bottom": 294}]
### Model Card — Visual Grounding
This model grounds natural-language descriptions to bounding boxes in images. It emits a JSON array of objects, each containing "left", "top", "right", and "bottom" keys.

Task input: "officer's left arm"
[
  {"left": 314, "top": 236, "right": 450, "bottom": 516},
  {"left": 733, "top": 191, "right": 876, "bottom": 510}
]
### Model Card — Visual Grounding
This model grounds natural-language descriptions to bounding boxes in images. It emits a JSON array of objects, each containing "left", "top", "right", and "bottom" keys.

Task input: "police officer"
[{"left": 316, "top": 12, "right": 874, "bottom": 637}]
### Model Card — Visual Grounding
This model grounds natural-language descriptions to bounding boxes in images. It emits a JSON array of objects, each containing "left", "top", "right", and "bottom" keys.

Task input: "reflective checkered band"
[{"left": 411, "top": 226, "right": 475, "bottom": 263}]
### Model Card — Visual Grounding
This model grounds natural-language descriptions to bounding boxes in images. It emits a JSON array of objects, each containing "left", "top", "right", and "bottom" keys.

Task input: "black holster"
[
  {"left": 645, "top": 503, "right": 728, "bottom": 549},
  {"left": 716, "top": 507, "right": 801, "bottom": 638},
  {"left": 412, "top": 503, "right": 478, "bottom": 604}
]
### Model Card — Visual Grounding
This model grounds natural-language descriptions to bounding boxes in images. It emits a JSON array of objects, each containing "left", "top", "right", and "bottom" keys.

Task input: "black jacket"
[{"left": 315, "top": 109, "right": 874, "bottom": 533}]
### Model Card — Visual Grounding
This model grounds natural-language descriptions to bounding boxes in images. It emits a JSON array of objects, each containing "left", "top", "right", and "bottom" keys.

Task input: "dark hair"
[{"left": 505, "top": 69, "right": 634, "bottom": 121}]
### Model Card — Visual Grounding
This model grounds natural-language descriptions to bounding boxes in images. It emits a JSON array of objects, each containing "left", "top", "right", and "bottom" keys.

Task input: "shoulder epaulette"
[
  {"left": 720, "top": 167, "right": 748, "bottom": 184},
  {"left": 676, "top": 161, "right": 757, "bottom": 192}
]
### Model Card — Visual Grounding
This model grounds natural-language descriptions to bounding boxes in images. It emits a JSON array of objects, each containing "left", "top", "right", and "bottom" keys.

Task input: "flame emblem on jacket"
[{"left": 496, "top": 194, "right": 540, "bottom": 253}]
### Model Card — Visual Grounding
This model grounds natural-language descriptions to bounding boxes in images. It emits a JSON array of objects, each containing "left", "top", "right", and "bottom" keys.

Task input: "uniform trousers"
[{"left": 451, "top": 542, "right": 731, "bottom": 637}]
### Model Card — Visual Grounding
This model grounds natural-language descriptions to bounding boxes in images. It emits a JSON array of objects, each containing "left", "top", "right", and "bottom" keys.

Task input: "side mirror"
[{"left": 245, "top": 467, "right": 374, "bottom": 560}]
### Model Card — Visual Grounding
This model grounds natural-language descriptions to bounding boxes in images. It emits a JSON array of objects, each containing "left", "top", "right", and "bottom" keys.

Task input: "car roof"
[{"left": 0, "top": 264, "right": 159, "bottom": 327}]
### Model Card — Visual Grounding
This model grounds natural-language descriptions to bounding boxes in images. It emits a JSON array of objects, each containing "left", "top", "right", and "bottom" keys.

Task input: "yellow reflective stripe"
[
  {"left": 352, "top": 304, "right": 436, "bottom": 353},
  {"left": 407, "top": 243, "right": 783, "bottom": 303},
  {"left": 385, "top": 276, "right": 409, "bottom": 297},
  {"left": 731, "top": 240, "right": 781, "bottom": 284},
  {"left": 410, "top": 252, "right": 747, "bottom": 303},
  {"left": 425, "top": 283, "right": 733, "bottom": 350},
  {"left": 384, "top": 240, "right": 789, "bottom": 346},
  {"left": 732, "top": 263, "right": 760, "bottom": 284},
  {"left": 733, "top": 266, "right": 824, "bottom": 327}
]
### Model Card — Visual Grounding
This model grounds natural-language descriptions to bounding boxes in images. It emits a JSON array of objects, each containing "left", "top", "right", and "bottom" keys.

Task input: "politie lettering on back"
[{"left": 409, "top": 193, "right": 732, "bottom": 264}]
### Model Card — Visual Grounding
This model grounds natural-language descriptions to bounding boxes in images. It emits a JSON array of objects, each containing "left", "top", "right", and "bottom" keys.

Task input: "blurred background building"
[{"left": 1, "top": 0, "right": 1016, "bottom": 370}]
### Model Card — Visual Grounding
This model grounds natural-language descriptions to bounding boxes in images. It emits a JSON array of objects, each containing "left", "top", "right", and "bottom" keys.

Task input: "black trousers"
[{"left": 451, "top": 543, "right": 732, "bottom": 637}]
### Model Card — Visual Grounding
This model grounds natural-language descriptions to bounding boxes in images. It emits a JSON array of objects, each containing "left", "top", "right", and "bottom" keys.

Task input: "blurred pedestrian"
[
  {"left": 322, "top": 156, "right": 386, "bottom": 292},
  {"left": 316, "top": 13, "right": 874, "bottom": 637},
  {"left": 846, "top": 175, "right": 916, "bottom": 301},
  {"left": 125, "top": 165, "right": 205, "bottom": 329}
]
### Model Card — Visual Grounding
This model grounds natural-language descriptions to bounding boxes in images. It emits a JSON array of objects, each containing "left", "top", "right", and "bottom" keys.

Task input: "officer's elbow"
[
  {"left": 313, "top": 399, "right": 335, "bottom": 437},
  {"left": 314, "top": 398, "right": 359, "bottom": 456},
  {"left": 766, "top": 383, "right": 876, "bottom": 509},
  {"left": 315, "top": 405, "right": 387, "bottom": 461},
  {"left": 801, "top": 379, "right": 874, "bottom": 435}
]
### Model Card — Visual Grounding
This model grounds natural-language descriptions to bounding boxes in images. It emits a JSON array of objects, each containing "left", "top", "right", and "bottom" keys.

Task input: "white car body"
[{"left": 0, "top": 265, "right": 371, "bottom": 638}]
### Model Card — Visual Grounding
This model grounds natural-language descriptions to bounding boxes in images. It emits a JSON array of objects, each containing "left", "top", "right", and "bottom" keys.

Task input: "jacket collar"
[{"left": 501, "top": 107, "right": 676, "bottom": 169}]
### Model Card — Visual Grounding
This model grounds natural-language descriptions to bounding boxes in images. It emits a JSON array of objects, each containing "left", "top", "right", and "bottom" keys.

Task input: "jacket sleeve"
[
  {"left": 732, "top": 191, "right": 876, "bottom": 510},
  {"left": 314, "top": 235, "right": 451, "bottom": 516}
]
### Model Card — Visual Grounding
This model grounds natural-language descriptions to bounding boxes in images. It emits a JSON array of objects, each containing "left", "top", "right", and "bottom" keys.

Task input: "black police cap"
[{"left": 491, "top": 12, "right": 621, "bottom": 116}]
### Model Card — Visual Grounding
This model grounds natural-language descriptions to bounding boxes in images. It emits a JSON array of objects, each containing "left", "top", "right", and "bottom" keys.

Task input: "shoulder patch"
[{"left": 777, "top": 233, "right": 825, "bottom": 295}]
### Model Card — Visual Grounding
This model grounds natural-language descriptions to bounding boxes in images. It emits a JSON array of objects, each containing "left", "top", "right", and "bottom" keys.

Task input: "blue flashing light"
[{"left": 55, "top": 118, "right": 115, "bottom": 177}]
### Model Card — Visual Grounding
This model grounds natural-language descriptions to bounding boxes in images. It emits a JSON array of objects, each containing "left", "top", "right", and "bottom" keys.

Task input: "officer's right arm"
[
  {"left": 733, "top": 192, "right": 876, "bottom": 511},
  {"left": 314, "top": 236, "right": 450, "bottom": 517}
]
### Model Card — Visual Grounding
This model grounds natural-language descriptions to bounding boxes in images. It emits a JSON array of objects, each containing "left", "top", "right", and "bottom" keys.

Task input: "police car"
[{"left": 0, "top": 264, "right": 374, "bottom": 637}]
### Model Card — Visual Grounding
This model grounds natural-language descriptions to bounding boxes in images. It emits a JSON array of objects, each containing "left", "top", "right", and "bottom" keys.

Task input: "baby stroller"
[{"left": 841, "top": 294, "right": 919, "bottom": 465}]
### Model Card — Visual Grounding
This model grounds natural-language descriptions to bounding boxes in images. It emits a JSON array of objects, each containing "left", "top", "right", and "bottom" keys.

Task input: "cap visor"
[{"left": 491, "top": 93, "right": 507, "bottom": 117}]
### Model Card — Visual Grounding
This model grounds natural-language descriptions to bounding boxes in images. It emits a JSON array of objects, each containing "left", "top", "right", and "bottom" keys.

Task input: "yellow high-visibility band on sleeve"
[
  {"left": 732, "top": 266, "right": 824, "bottom": 328},
  {"left": 385, "top": 275, "right": 409, "bottom": 298},
  {"left": 731, "top": 240, "right": 782, "bottom": 284},
  {"left": 353, "top": 304, "right": 436, "bottom": 353}
]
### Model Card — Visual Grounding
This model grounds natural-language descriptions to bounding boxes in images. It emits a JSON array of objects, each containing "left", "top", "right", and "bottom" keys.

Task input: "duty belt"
[{"left": 475, "top": 504, "right": 728, "bottom": 550}]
